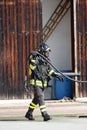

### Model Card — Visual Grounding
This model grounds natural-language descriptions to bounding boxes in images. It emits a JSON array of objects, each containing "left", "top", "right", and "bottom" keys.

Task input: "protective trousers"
[
  {"left": 25, "top": 85, "right": 51, "bottom": 121},
  {"left": 29, "top": 86, "right": 47, "bottom": 114}
]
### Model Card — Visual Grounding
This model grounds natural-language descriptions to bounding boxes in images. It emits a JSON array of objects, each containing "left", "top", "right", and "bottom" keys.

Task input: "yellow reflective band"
[
  {"left": 46, "top": 48, "right": 50, "bottom": 51},
  {"left": 30, "top": 55, "right": 32, "bottom": 59},
  {"left": 41, "top": 108, "right": 47, "bottom": 112},
  {"left": 29, "top": 105, "right": 36, "bottom": 109},
  {"left": 40, "top": 105, "right": 46, "bottom": 109},
  {"left": 30, "top": 64, "right": 36, "bottom": 70},
  {"left": 30, "top": 79, "right": 47, "bottom": 87},
  {"left": 28, "top": 68, "right": 32, "bottom": 75},
  {"left": 30, "top": 102, "right": 37, "bottom": 107},
  {"left": 48, "top": 70, "right": 54, "bottom": 76},
  {"left": 31, "top": 59, "right": 36, "bottom": 63},
  {"left": 40, "top": 105, "right": 47, "bottom": 112}
]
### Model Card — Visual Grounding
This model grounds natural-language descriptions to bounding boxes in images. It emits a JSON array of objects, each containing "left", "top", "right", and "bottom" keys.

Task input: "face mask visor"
[{"left": 43, "top": 51, "right": 50, "bottom": 57}]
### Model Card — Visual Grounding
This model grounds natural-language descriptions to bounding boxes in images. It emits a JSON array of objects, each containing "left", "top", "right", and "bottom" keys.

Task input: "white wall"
[
  {"left": 42, "top": 0, "right": 72, "bottom": 99},
  {"left": 42, "top": 0, "right": 72, "bottom": 70}
]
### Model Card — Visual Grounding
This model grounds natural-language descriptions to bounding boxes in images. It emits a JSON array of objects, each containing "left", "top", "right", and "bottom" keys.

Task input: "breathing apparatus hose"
[{"left": 36, "top": 51, "right": 87, "bottom": 83}]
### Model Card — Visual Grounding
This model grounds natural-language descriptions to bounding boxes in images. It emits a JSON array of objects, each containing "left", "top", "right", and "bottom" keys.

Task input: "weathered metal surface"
[{"left": 0, "top": 0, "right": 42, "bottom": 99}]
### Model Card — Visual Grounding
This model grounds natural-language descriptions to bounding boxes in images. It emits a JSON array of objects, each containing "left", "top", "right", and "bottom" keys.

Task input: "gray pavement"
[
  {"left": 0, "top": 99, "right": 87, "bottom": 130},
  {"left": 0, "top": 99, "right": 87, "bottom": 120},
  {"left": 0, "top": 117, "right": 87, "bottom": 130}
]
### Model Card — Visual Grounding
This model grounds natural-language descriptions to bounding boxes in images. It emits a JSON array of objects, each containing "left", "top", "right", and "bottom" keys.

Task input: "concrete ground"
[
  {"left": 0, "top": 117, "right": 87, "bottom": 130},
  {"left": 0, "top": 99, "right": 87, "bottom": 130},
  {"left": 0, "top": 99, "right": 87, "bottom": 120}
]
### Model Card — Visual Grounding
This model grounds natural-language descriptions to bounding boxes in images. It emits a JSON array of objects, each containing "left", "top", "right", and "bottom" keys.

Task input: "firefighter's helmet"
[
  {"left": 38, "top": 43, "right": 51, "bottom": 57},
  {"left": 38, "top": 43, "right": 51, "bottom": 52}
]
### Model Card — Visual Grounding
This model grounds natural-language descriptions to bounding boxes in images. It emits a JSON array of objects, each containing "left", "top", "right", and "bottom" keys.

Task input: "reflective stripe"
[
  {"left": 48, "top": 70, "right": 54, "bottom": 76},
  {"left": 29, "top": 102, "right": 37, "bottom": 109},
  {"left": 41, "top": 108, "right": 47, "bottom": 112},
  {"left": 29, "top": 105, "right": 36, "bottom": 109},
  {"left": 30, "top": 79, "right": 47, "bottom": 87},
  {"left": 40, "top": 105, "right": 46, "bottom": 109},
  {"left": 28, "top": 68, "right": 32, "bottom": 75},
  {"left": 30, "top": 102, "right": 37, "bottom": 107},
  {"left": 40, "top": 105, "right": 46, "bottom": 112},
  {"left": 30, "top": 55, "right": 32, "bottom": 59},
  {"left": 31, "top": 59, "right": 36, "bottom": 63},
  {"left": 30, "top": 64, "right": 36, "bottom": 70},
  {"left": 30, "top": 55, "right": 36, "bottom": 63},
  {"left": 46, "top": 47, "right": 50, "bottom": 51}
]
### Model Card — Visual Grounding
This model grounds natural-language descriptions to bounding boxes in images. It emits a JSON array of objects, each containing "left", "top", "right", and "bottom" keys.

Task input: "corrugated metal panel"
[
  {"left": 76, "top": 0, "right": 87, "bottom": 97},
  {"left": 0, "top": 0, "right": 42, "bottom": 99}
]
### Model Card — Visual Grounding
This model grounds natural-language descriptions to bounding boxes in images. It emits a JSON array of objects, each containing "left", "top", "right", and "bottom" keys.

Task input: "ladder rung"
[{"left": 43, "top": 0, "right": 71, "bottom": 42}]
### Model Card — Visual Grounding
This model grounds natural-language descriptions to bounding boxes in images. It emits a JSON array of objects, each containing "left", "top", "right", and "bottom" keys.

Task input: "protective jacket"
[{"left": 29, "top": 52, "right": 56, "bottom": 88}]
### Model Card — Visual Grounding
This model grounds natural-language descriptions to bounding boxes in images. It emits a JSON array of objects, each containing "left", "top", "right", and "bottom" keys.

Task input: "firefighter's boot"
[
  {"left": 25, "top": 108, "right": 35, "bottom": 120},
  {"left": 42, "top": 112, "right": 52, "bottom": 121}
]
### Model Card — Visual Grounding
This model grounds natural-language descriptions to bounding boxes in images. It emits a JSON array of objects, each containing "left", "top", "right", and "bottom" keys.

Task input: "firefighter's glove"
[
  {"left": 52, "top": 72, "right": 64, "bottom": 82},
  {"left": 24, "top": 76, "right": 30, "bottom": 92},
  {"left": 24, "top": 85, "right": 30, "bottom": 93},
  {"left": 56, "top": 75, "right": 64, "bottom": 82}
]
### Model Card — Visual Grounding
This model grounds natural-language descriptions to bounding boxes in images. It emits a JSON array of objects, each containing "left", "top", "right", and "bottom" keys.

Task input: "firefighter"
[{"left": 25, "top": 43, "right": 63, "bottom": 121}]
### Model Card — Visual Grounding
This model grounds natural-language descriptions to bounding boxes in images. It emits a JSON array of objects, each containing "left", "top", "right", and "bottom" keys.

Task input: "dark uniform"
[{"left": 25, "top": 43, "right": 63, "bottom": 121}]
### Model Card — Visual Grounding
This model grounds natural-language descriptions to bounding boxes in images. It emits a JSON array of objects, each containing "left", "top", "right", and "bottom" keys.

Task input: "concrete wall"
[
  {"left": 42, "top": 0, "right": 72, "bottom": 70},
  {"left": 42, "top": 0, "right": 72, "bottom": 99}
]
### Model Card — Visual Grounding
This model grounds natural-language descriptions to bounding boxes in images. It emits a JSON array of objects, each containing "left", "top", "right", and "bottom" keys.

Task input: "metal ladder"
[{"left": 42, "top": 0, "right": 71, "bottom": 42}]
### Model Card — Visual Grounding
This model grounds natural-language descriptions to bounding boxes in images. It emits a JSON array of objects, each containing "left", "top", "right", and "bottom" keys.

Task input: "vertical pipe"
[{"left": 73, "top": 0, "right": 79, "bottom": 98}]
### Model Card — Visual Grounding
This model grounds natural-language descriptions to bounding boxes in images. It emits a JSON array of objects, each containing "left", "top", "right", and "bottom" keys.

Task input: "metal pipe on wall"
[{"left": 73, "top": 0, "right": 79, "bottom": 98}]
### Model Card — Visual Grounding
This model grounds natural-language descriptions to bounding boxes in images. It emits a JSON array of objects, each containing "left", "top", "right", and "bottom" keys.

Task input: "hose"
[{"left": 36, "top": 51, "right": 87, "bottom": 83}]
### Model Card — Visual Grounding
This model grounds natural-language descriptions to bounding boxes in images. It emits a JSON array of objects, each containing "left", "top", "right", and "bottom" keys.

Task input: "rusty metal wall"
[
  {"left": 0, "top": 0, "right": 42, "bottom": 99},
  {"left": 76, "top": 0, "right": 87, "bottom": 97}
]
